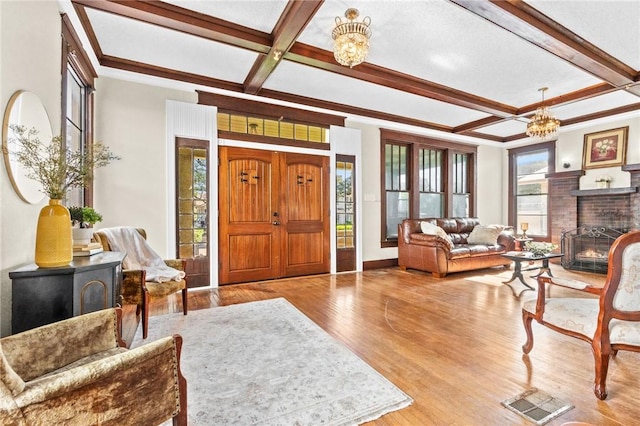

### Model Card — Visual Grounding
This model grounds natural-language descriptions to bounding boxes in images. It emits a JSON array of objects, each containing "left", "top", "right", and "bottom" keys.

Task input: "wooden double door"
[{"left": 219, "top": 147, "right": 329, "bottom": 284}]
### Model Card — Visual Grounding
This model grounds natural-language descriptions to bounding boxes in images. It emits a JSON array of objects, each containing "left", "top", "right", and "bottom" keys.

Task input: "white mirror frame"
[{"left": 2, "top": 90, "right": 53, "bottom": 204}]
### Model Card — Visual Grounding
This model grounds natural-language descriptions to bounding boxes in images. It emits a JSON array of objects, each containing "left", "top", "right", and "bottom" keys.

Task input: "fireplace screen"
[{"left": 561, "top": 227, "right": 624, "bottom": 274}]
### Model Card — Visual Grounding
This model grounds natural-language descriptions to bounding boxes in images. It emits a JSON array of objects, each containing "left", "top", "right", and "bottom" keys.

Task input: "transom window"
[{"left": 217, "top": 113, "right": 328, "bottom": 144}]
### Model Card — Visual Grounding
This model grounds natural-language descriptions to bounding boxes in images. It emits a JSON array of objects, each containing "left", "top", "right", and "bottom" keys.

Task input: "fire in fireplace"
[{"left": 561, "top": 227, "right": 625, "bottom": 274}]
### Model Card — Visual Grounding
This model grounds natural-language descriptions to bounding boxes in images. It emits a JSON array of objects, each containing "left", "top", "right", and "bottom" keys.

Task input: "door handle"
[{"left": 272, "top": 221, "right": 280, "bottom": 226}]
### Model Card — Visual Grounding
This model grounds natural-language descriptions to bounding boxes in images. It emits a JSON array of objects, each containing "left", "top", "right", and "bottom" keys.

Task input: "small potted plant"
[
  {"left": 596, "top": 175, "right": 612, "bottom": 189},
  {"left": 69, "top": 206, "right": 103, "bottom": 245},
  {"left": 524, "top": 241, "right": 558, "bottom": 257}
]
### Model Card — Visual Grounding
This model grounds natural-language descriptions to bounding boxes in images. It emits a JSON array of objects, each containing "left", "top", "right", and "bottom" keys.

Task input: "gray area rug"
[{"left": 132, "top": 297, "right": 412, "bottom": 425}]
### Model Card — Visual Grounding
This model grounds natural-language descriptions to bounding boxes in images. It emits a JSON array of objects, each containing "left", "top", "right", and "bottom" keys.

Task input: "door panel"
[
  {"left": 219, "top": 147, "right": 279, "bottom": 284},
  {"left": 219, "top": 147, "right": 329, "bottom": 284},
  {"left": 281, "top": 153, "right": 329, "bottom": 277}
]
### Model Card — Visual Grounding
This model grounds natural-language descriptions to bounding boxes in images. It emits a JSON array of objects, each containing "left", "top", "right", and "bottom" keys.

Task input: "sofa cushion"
[
  {"left": 467, "top": 225, "right": 503, "bottom": 245},
  {"left": 420, "top": 222, "right": 454, "bottom": 249},
  {"left": 0, "top": 345, "right": 25, "bottom": 396}
]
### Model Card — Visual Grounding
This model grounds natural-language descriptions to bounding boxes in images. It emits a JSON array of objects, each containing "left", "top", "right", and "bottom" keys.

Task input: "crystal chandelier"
[
  {"left": 332, "top": 8, "right": 372, "bottom": 68},
  {"left": 526, "top": 87, "right": 560, "bottom": 139}
]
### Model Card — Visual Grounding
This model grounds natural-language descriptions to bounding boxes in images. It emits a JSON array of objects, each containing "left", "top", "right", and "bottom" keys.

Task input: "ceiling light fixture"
[
  {"left": 331, "top": 8, "right": 371, "bottom": 68},
  {"left": 526, "top": 87, "right": 560, "bottom": 139}
]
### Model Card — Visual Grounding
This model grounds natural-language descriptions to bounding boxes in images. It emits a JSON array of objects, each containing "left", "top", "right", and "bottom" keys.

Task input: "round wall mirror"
[{"left": 2, "top": 90, "right": 53, "bottom": 204}]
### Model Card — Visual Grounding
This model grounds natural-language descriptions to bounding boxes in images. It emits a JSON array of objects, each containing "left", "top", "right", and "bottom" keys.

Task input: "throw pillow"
[
  {"left": 0, "top": 344, "right": 25, "bottom": 396},
  {"left": 420, "top": 222, "right": 454, "bottom": 249},
  {"left": 467, "top": 225, "right": 502, "bottom": 245}
]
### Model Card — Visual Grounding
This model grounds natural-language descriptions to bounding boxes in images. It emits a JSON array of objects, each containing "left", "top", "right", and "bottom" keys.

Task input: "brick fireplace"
[{"left": 547, "top": 164, "right": 640, "bottom": 273}]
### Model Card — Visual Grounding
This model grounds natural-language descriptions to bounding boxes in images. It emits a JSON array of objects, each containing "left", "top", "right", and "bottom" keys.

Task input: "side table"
[
  {"left": 501, "top": 251, "right": 563, "bottom": 297},
  {"left": 9, "top": 251, "right": 125, "bottom": 333}
]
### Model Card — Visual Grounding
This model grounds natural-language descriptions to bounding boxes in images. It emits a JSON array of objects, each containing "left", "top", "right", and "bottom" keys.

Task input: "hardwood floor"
[{"left": 122, "top": 265, "right": 639, "bottom": 425}]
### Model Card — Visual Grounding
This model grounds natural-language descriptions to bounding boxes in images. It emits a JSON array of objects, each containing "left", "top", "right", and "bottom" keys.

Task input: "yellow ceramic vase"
[{"left": 35, "top": 199, "right": 73, "bottom": 268}]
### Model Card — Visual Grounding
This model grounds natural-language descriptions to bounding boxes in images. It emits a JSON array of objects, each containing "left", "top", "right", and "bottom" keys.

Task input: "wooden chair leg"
[
  {"left": 182, "top": 288, "right": 188, "bottom": 315},
  {"left": 135, "top": 304, "right": 141, "bottom": 316},
  {"left": 522, "top": 310, "right": 535, "bottom": 354},
  {"left": 142, "top": 292, "right": 149, "bottom": 339},
  {"left": 593, "top": 346, "right": 610, "bottom": 400}
]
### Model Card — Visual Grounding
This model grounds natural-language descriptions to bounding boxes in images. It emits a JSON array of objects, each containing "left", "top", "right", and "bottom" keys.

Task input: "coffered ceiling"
[{"left": 65, "top": 0, "right": 640, "bottom": 143}]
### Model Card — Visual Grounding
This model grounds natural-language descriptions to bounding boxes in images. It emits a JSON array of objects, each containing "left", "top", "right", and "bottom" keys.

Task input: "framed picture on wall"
[{"left": 582, "top": 126, "right": 628, "bottom": 169}]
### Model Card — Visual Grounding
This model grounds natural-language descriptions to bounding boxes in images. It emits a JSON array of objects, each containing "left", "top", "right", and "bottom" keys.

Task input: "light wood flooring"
[{"left": 122, "top": 265, "right": 639, "bottom": 425}]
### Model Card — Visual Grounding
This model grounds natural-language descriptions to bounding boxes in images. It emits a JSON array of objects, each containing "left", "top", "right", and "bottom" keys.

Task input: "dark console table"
[{"left": 10, "top": 251, "right": 125, "bottom": 334}]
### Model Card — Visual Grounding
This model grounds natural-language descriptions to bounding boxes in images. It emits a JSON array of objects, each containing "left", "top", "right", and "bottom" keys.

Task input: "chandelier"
[
  {"left": 332, "top": 8, "right": 372, "bottom": 68},
  {"left": 526, "top": 87, "right": 560, "bottom": 139}
]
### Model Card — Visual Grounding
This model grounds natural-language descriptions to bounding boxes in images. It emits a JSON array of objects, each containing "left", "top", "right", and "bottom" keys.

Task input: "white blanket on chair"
[{"left": 99, "top": 227, "right": 186, "bottom": 283}]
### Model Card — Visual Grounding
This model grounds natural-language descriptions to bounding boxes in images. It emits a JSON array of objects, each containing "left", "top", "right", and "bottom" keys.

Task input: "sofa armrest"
[
  {"left": 408, "top": 233, "right": 452, "bottom": 251},
  {"left": 2, "top": 309, "right": 123, "bottom": 382},
  {"left": 497, "top": 229, "right": 516, "bottom": 251},
  {"left": 14, "top": 335, "right": 186, "bottom": 425}
]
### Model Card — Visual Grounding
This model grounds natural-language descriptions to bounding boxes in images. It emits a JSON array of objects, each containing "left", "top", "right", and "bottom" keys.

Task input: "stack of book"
[{"left": 73, "top": 241, "right": 104, "bottom": 257}]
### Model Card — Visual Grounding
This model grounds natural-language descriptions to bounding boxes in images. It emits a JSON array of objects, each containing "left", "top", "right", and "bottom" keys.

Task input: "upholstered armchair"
[
  {"left": 94, "top": 228, "right": 188, "bottom": 339},
  {"left": 0, "top": 308, "right": 187, "bottom": 425},
  {"left": 522, "top": 230, "right": 640, "bottom": 400}
]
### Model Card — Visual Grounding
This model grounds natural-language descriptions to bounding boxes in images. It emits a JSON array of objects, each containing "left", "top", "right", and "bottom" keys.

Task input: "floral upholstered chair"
[
  {"left": 522, "top": 230, "right": 640, "bottom": 400},
  {"left": 0, "top": 308, "right": 187, "bottom": 425}
]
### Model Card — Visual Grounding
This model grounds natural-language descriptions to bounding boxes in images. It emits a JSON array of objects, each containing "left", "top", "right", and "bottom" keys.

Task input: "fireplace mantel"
[{"left": 570, "top": 187, "right": 638, "bottom": 197}]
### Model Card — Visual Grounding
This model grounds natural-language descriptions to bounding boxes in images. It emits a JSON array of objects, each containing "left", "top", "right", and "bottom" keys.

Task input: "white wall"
[
  {"left": 477, "top": 144, "right": 505, "bottom": 224},
  {"left": 93, "top": 77, "right": 196, "bottom": 256},
  {"left": 0, "top": 1, "right": 62, "bottom": 336}
]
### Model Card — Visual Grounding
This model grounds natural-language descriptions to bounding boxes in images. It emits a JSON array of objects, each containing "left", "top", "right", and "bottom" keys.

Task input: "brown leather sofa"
[{"left": 398, "top": 217, "right": 515, "bottom": 278}]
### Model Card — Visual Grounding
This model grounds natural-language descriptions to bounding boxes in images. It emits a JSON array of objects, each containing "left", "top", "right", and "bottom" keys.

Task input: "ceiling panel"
[
  {"left": 86, "top": 8, "right": 259, "bottom": 83},
  {"left": 477, "top": 118, "right": 529, "bottom": 138},
  {"left": 162, "top": 0, "right": 288, "bottom": 34},
  {"left": 528, "top": 0, "right": 640, "bottom": 70},
  {"left": 265, "top": 60, "right": 489, "bottom": 127}
]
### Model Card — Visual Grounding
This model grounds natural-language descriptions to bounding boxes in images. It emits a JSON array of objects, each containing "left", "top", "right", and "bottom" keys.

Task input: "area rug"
[
  {"left": 501, "top": 388, "right": 573, "bottom": 425},
  {"left": 132, "top": 297, "right": 413, "bottom": 425}
]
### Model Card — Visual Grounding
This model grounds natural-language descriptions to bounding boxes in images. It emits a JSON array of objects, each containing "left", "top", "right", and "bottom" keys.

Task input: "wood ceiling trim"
[
  {"left": 71, "top": 0, "right": 272, "bottom": 53},
  {"left": 197, "top": 90, "right": 344, "bottom": 127},
  {"left": 243, "top": 0, "right": 324, "bottom": 95},
  {"left": 516, "top": 83, "right": 617, "bottom": 115},
  {"left": 450, "top": 0, "right": 638, "bottom": 88},
  {"left": 74, "top": 0, "right": 519, "bottom": 118},
  {"left": 559, "top": 102, "right": 640, "bottom": 127},
  {"left": 101, "top": 55, "right": 244, "bottom": 92},
  {"left": 70, "top": 1, "right": 640, "bottom": 143},
  {"left": 96, "top": 53, "right": 640, "bottom": 143},
  {"left": 72, "top": 4, "right": 104, "bottom": 60}
]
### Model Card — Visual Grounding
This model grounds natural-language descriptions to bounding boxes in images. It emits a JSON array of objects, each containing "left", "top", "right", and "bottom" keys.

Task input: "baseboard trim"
[{"left": 363, "top": 258, "right": 398, "bottom": 270}]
